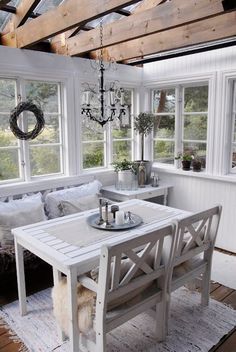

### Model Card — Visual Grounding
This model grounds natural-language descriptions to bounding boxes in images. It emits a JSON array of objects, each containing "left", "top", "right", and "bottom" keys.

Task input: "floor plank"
[
  {"left": 210, "top": 285, "right": 234, "bottom": 301},
  {"left": 214, "top": 328, "right": 236, "bottom": 352}
]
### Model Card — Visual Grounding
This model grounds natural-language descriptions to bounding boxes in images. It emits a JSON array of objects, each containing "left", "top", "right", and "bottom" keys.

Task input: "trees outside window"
[
  {"left": 0, "top": 78, "right": 64, "bottom": 182},
  {"left": 152, "top": 84, "right": 208, "bottom": 168}
]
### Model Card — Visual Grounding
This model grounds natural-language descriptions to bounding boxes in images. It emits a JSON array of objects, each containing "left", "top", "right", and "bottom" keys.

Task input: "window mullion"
[{"left": 175, "top": 86, "right": 182, "bottom": 167}]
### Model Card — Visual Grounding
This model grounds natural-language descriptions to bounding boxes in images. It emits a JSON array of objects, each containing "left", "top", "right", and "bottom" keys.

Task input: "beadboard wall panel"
[
  {"left": 143, "top": 46, "right": 236, "bottom": 81},
  {"left": 157, "top": 171, "right": 236, "bottom": 253}
]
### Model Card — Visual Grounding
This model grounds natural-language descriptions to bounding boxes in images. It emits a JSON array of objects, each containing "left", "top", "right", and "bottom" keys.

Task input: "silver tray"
[{"left": 87, "top": 212, "right": 142, "bottom": 231}]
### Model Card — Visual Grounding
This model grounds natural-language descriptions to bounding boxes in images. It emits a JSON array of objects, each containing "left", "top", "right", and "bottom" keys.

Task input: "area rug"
[
  {"left": 212, "top": 250, "right": 236, "bottom": 290},
  {"left": 0, "top": 287, "right": 236, "bottom": 352}
]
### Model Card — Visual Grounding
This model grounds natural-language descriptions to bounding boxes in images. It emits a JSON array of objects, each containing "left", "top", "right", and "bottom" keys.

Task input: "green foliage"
[
  {"left": 111, "top": 159, "right": 137, "bottom": 174},
  {"left": 134, "top": 112, "right": 155, "bottom": 136},
  {"left": 175, "top": 152, "right": 193, "bottom": 161}
]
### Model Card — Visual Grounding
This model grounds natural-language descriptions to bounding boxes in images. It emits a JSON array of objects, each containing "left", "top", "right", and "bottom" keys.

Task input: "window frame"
[
  {"left": 146, "top": 73, "right": 216, "bottom": 174},
  {"left": 0, "top": 71, "right": 71, "bottom": 185},
  {"left": 80, "top": 84, "right": 135, "bottom": 172}
]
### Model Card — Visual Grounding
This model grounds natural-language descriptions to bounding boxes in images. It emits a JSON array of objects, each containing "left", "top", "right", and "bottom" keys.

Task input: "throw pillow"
[
  {"left": 45, "top": 180, "right": 102, "bottom": 219},
  {"left": 0, "top": 193, "right": 46, "bottom": 246},
  {"left": 59, "top": 194, "right": 100, "bottom": 216}
]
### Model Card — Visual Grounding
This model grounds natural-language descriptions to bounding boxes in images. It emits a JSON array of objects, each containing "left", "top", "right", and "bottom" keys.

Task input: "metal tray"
[{"left": 87, "top": 212, "right": 142, "bottom": 231}]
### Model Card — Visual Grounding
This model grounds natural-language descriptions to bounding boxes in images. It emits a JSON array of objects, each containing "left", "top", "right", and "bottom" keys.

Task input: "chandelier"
[{"left": 81, "top": 19, "right": 129, "bottom": 127}]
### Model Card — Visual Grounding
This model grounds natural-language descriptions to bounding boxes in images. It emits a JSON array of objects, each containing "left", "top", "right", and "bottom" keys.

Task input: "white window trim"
[
  {"left": 144, "top": 72, "right": 216, "bottom": 174},
  {"left": 0, "top": 69, "right": 75, "bottom": 184},
  {"left": 218, "top": 70, "right": 236, "bottom": 176}
]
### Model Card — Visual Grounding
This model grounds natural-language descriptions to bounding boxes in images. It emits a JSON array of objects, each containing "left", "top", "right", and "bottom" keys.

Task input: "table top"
[
  {"left": 12, "top": 199, "right": 188, "bottom": 275},
  {"left": 101, "top": 184, "right": 172, "bottom": 196}
]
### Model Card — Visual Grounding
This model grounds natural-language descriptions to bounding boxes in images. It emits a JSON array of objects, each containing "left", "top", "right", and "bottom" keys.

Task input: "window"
[
  {"left": 152, "top": 88, "right": 175, "bottom": 164},
  {"left": 152, "top": 84, "right": 208, "bottom": 167},
  {"left": 0, "top": 78, "right": 64, "bottom": 183},
  {"left": 81, "top": 87, "right": 134, "bottom": 169}
]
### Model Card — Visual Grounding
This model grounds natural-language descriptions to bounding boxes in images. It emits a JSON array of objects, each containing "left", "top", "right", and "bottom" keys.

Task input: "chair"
[
  {"left": 78, "top": 223, "right": 177, "bottom": 352},
  {"left": 171, "top": 205, "right": 222, "bottom": 306}
]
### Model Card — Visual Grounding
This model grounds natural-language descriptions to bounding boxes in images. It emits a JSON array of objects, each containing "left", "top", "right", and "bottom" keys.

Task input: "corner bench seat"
[{"left": 0, "top": 178, "right": 103, "bottom": 281}]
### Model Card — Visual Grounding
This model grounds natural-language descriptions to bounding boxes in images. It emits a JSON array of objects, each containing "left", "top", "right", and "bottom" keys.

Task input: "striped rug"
[{"left": 0, "top": 286, "right": 235, "bottom": 352}]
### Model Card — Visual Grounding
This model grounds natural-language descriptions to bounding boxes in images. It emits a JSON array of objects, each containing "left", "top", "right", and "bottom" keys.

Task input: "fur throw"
[{"left": 51, "top": 277, "right": 95, "bottom": 335}]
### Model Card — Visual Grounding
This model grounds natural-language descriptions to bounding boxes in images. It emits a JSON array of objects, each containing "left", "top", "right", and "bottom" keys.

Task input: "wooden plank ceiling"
[{"left": 0, "top": 0, "right": 235, "bottom": 65}]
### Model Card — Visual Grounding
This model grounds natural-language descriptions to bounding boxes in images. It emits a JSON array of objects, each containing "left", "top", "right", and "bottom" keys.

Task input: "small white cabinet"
[{"left": 101, "top": 184, "right": 172, "bottom": 205}]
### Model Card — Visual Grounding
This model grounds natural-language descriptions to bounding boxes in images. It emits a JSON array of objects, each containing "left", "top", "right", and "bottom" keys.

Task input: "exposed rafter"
[
  {"left": 89, "top": 11, "right": 236, "bottom": 62},
  {"left": 1, "top": 0, "right": 141, "bottom": 48},
  {"left": 64, "top": 0, "right": 225, "bottom": 57}
]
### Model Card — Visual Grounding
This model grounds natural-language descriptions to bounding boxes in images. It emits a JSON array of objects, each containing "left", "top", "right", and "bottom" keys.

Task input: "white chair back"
[{"left": 174, "top": 205, "right": 222, "bottom": 267}]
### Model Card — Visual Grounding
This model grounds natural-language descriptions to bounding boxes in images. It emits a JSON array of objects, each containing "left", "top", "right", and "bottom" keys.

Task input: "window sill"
[{"left": 152, "top": 164, "right": 236, "bottom": 184}]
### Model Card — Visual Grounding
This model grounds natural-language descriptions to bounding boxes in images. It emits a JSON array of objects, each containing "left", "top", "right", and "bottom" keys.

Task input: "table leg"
[
  {"left": 163, "top": 189, "right": 168, "bottom": 206},
  {"left": 67, "top": 267, "right": 79, "bottom": 352},
  {"left": 53, "top": 268, "right": 67, "bottom": 342},
  {"left": 14, "top": 241, "right": 27, "bottom": 316}
]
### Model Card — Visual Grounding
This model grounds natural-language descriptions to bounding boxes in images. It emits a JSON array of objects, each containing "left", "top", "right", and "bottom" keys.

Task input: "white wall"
[
  {"left": 144, "top": 46, "right": 236, "bottom": 253},
  {"left": 0, "top": 46, "right": 142, "bottom": 194}
]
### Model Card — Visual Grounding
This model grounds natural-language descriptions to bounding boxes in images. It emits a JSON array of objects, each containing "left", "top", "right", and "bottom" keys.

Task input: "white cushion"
[
  {"left": 59, "top": 194, "right": 100, "bottom": 216},
  {"left": 45, "top": 180, "right": 102, "bottom": 219},
  {"left": 0, "top": 193, "right": 46, "bottom": 246}
]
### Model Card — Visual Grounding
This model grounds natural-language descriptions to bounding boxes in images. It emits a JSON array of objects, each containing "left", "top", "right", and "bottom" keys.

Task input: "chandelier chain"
[{"left": 100, "top": 19, "right": 103, "bottom": 65}]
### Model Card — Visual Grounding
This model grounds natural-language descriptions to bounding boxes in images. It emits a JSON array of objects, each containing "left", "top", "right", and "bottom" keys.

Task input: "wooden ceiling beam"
[
  {"left": 89, "top": 11, "right": 236, "bottom": 62},
  {"left": 2, "top": 0, "right": 41, "bottom": 36},
  {"left": 65, "top": 0, "right": 225, "bottom": 57},
  {"left": 133, "top": 0, "right": 165, "bottom": 13},
  {"left": 1, "top": 0, "right": 141, "bottom": 48},
  {"left": 12, "top": 0, "right": 41, "bottom": 27}
]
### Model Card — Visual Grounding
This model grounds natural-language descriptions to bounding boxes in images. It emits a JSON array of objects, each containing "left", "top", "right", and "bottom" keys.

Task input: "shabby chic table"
[{"left": 12, "top": 199, "right": 188, "bottom": 352}]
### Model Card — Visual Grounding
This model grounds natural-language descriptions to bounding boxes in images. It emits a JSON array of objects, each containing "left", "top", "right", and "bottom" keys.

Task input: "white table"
[
  {"left": 12, "top": 199, "right": 187, "bottom": 352},
  {"left": 101, "top": 184, "right": 172, "bottom": 205}
]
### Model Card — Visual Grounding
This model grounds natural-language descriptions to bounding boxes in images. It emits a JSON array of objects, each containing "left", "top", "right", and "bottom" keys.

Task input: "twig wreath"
[{"left": 9, "top": 101, "right": 45, "bottom": 140}]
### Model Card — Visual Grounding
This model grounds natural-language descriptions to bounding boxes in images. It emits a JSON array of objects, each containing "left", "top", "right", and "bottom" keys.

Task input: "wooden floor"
[{"left": 0, "top": 269, "right": 235, "bottom": 352}]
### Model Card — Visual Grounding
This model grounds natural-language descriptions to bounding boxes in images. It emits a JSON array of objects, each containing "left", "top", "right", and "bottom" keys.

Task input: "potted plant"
[
  {"left": 175, "top": 152, "right": 193, "bottom": 170},
  {"left": 192, "top": 156, "right": 202, "bottom": 172},
  {"left": 134, "top": 112, "right": 155, "bottom": 184},
  {"left": 111, "top": 159, "right": 137, "bottom": 188}
]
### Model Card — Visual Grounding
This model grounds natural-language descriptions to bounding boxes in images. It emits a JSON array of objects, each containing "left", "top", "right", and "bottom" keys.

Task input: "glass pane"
[
  {"left": 0, "top": 114, "right": 18, "bottom": 146},
  {"left": 183, "top": 142, "right": 207, "bottom": 168},
  {"left": 152, "top": 89, "right": 175, "bottom": 113},
  {"left": 0, "top": 79, "right": 16, "bottom": 112},
  {"left": 184, "top": 86, "right": 208, "bottom": 112},
  {"left": 26, "top": 112, "right": 60, "bottom": 144},
  {"left": 232, "top": 145, "right": 236, "bottom": 169},
  {"left": 233, "top": 114, "right": 236, "bottom": 142},
  {"left": 0, "top": 149, "right": 19, "bottom": 180},
  {"left": 113, "top": 140, "right": 132, "bottom": 162},
  {"left": 30, "top": 145, "right": 61, "bottom": 176},
  {"left": 82, "top": 116, "right": 104, "bottom": 141},
  {"left": 154, "top": 115, "right": 175, "bottom": 139},
  {"left": 153, "top": 141, "right": 175, "bottom": 164},
  {"left": 25, "top": 81, "right": 59, "bottom": 113},
  {"left": 184, "top": 115, "right": 207, "bottom": 140},
  {"left": 83, "top": 142, "right": 104, "bottom": 168},
  {"left": 112, "top": 118, "right": 132, "bottom": 139}
]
